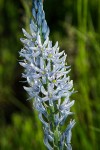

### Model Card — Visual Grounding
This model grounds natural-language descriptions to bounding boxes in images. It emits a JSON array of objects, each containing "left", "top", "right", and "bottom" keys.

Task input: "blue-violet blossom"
[{"left": 19, "top": 0, "right": 75, "bottom": 149}]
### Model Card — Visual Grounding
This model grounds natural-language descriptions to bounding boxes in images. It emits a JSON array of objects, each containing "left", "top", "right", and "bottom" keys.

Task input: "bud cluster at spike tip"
[
  {"left": 31, "top": 0, "right": 50, "bottom": 40},
  {"left": 19, "top": 0, "right": 75, "bottom": 150}
]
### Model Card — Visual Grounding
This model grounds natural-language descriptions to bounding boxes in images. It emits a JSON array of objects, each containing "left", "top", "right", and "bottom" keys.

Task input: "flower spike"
[{"left": 19, "top": 0, "right": 75, "bottom": 149}]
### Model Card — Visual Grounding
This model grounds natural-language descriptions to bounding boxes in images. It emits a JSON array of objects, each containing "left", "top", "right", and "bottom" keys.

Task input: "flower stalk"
[{"left": 19, "top": 0, "right": 75, "bottom": 149}]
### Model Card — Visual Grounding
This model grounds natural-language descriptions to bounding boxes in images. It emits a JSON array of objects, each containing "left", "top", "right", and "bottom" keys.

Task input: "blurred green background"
[{"left": 0, "top": 0, "right": 100, "bottom": 149}]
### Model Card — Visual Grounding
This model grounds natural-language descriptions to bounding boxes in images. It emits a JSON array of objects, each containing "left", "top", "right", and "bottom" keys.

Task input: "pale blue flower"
[{"left": 19, "top": 0, "right": 75, "bottom": 149}]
